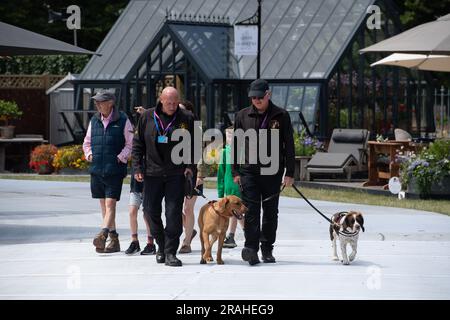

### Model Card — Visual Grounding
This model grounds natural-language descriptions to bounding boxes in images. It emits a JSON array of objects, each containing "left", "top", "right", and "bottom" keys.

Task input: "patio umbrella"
[
  {"left": 370, "top": 53, "right": 450, "bottom": 72},
  {"left": 0, "top": 21, "right": 99, "bottom": 56},
  {"left": 360, "top": 13, "right": 450, "bottom": 55}
]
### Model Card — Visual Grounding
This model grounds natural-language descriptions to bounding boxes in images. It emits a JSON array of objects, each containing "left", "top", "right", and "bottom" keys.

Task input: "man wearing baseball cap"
[
  {"left": 83, "top": 90, "right": 134, "bottom": 254},
  {"left": 232, "top": 79, "right": 295, "bottom": 266}
]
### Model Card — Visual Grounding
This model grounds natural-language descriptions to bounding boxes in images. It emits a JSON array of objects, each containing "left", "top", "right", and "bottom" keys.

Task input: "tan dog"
[{"left": 198, "top": 195, "right": 248, "bottom": 264}]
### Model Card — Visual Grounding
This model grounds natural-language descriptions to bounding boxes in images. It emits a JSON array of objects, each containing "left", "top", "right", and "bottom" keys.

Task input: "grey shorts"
[{"left": 129, "top": 192, "right": 143, "bottom": 208}]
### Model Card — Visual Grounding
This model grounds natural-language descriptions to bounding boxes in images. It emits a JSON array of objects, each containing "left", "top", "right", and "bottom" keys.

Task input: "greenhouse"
[{"left": 73, "top": 0, "right": 444, "bottom": 140}]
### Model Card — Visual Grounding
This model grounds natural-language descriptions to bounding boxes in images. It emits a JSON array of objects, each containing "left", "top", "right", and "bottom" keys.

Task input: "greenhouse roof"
[{"left": 80, "top": 0, "right": 375, "bottom": 81}]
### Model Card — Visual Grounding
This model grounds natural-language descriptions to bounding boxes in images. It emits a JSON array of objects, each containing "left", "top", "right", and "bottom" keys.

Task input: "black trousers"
[
  {"left": 240, "top": 173, "right": 283, "bottom": 252},
  {"left": 143, "top": 175, "right": 185, "bottom": 255}
]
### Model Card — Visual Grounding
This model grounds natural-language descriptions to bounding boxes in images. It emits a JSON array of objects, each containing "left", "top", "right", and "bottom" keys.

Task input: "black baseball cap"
[{"left": 248, "top": 79, "right": 269, "bottom": 98}]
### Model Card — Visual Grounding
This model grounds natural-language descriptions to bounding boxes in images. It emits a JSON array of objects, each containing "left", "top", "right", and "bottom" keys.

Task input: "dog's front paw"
[
  {"left": 332, "top": 256, "right": 339, "bottom": 261},
  {"left": 349, "top": 253, "right": 356, "bottom": 261},
  {"left": 200, "top": 258, "right": 206, "bottom": 264},
  {"left": 217, "top": 259, "right": 224, "bottom": 265},
  {"left": 341, "top": 260, "right": 350, "bottom": 265},
  {"left": 206, "top": 256, "right": 214, "bottom": 262}
]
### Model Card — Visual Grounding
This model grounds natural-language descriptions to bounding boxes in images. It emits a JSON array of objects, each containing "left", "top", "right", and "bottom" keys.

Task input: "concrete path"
[{"left": 0, "top": 179, "right": 449, "bottom": 300}]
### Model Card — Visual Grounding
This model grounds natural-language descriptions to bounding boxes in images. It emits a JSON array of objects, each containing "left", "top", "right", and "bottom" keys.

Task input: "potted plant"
[
  {"left": 293, "top": 129, "right": 323, "bottom": 181},
  {"left": 29, "top": 144, "right": 58, "bottom": 174},
  {"left": 52, "top": 145, "right": 89, "bottom": 174},
  {"left": 0, "top": 99, "right": 23, "bottom": 139},
  {"left": 398, "top": 139, "right": 450, "bottom": 198}
]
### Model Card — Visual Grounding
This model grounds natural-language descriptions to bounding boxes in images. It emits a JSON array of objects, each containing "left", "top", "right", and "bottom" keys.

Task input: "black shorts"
[{"left": 90, "top": 174, "right": 124, "bottom": 201}]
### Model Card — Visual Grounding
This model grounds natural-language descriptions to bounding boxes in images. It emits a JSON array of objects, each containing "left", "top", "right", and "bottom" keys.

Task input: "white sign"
[
  {"left": 66, "top": 5, "right": 81, "bottom": 30},
  {"left": 234, "top": 25, "right": 258, "bottom": 56},
  {"left": 388, "top": 177, "right": 402, "bottom": 194}
]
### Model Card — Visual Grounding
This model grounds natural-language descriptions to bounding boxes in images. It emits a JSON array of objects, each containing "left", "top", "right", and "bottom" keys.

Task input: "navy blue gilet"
[{"left": 89, "top": 111, "right": 128, "bottom": 177}]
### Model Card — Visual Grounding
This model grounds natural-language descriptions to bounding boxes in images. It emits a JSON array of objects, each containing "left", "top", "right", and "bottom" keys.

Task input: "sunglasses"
[{"left": 251, "top": 94, "right": 266, "bottom": 100}]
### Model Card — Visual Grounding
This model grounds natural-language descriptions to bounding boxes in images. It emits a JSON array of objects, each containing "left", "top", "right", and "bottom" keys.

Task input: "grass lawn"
[{"left": 1, "top": 174, "right": 449, "bottom": 216}]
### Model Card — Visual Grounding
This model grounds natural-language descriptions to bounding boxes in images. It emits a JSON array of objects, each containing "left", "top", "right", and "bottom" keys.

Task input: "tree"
[
  {"left": 0, "top": 0, "right": 128, "bottom": 74},
  {"left": 394, "top": 0, "right": 450, "bottom": 29}
]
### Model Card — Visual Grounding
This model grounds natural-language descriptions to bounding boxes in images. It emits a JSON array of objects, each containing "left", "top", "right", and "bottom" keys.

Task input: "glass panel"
[
  {"left": 275, "top": 0, "right": 322, "bottom": 79},
  {"left": 211, "top": 0, "right": 234, "bottom": 17},
  {"left": 289, "top": 0, "right": 337, "bottom": 78},
  {"left": 108, "top": 0, "right": 173, "bottom": 80},
  {"left": 225, "top": 0, "right": 248, "bottom": 23},
  {"left": 296, "top": 0, "right": 343, "bottom": 78},
  {"left": 243, "top": 0, "right": 293, "bottom": 78},
  {"left": 301, "top": 86, "right": 319, "bottom": 132},
  {"left": 270, "top": 85, "right": 288, "bottom": 108},
  {"left": 262, "top": 0, "right": 309, "bottom": 77},
  {"left": 240, "top": 0, "right": 278, "bottom": 77},
  {"left": 286, "top": 86, "right": 304, "bottom": 111},
  {"left": 170, "top": 24, "right": 231, "bottom": 79}
]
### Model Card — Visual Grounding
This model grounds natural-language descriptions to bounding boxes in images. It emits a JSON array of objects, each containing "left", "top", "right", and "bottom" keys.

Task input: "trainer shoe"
[
  {"left": 141, "top": 243, "right": 156, "bottom": 255},
  {"left": 223, "top": 235, "right": 237, "bottom": 248},
  {"left": 125, "top": 240, "right": 140, "bottom": 255}
]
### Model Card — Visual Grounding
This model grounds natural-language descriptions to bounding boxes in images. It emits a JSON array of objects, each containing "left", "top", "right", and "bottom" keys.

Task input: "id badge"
[{"left": 157, "top": 135, "right": 168, "bottom": 144}]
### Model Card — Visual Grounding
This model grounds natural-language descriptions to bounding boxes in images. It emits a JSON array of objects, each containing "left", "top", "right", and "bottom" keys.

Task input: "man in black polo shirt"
[
  {"left": 232, "top": 79, "right": 295, "bottom": 266},
  {"left": 132, "top": 87, "right": 195, "bottom": 267}
]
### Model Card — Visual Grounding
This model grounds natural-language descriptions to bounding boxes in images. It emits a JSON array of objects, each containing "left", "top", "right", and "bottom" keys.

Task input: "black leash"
[
  {"left": 291, "top": 184, "right": 333, "bottom": 224},
  {"left": 238, "top": 183, "right": 285, "bottom": 205},
  {"left": 291, "top": 184, "right": 358, "bottom": 237}
]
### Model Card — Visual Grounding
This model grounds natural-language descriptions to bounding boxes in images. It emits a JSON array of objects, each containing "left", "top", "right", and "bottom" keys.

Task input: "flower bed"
[
  {"left": 398, "top": 139, "right": 450, "bottom": 198},
  {"left": 29, "top": 144, "right": 58, "bottom": 174},
  {"left": 52, "top": 145, "right": 89, "bottom": 173}
]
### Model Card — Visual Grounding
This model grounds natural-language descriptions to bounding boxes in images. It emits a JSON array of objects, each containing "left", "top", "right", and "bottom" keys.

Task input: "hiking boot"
[
  {"left": 165, "top": 253, "right": 182, "bottom": 267},
  {"left": 223, "top": 235, "right": 237, "bottom": 248},
  {"left": 93, "top": 230, "right": 108, "bottom": 253},
  {"left": 261, "top": 248, "right": 276, "bottom": 263},
  {"left": 241, "top": 247, "right": 260, "bottom": 266},
  {"left": 125, "top": 240, "right": 140, "bottom": 255},
  {"left": 104, "top": 232, "right": 120, "bottom": 253},
  {"left": 141, "top": 243, "right": 156, "bottom": 255},
  {"left": 178, "top": 244, "right": 191, "bottom": 254}
]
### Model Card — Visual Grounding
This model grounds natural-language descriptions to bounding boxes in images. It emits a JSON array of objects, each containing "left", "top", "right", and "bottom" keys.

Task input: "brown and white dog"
[
  {"left": 330, "top": 211, "right": 365, "bottom": 265},
  {"left": 198, "top": 195, "right": 248, "bottom": 265}
]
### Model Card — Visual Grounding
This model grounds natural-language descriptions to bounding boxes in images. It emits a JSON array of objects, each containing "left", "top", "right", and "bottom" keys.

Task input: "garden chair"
[{"left": 306, "top": 128, "right": 369, "bottom": 181}]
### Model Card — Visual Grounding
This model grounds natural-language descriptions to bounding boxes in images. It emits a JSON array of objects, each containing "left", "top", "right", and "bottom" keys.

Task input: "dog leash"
[
  {"left": 238, "top": 182, "right": 285, "bottom": 205},
  {"left": 290, "top": 184, "right": 358, "bottom": 237},
  {"left": 291, "top": 184, "right": 334, "bottom": 224}
]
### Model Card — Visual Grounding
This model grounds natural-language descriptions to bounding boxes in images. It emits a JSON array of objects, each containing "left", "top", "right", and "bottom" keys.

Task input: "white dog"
[{"left": 329, "top": 211, "right": 365, "bottom": 265}]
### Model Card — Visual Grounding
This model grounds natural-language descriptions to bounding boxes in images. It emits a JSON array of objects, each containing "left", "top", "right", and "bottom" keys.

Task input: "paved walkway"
[{"left": 0, "top": 179, "right": 449, "bottom": 299}]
